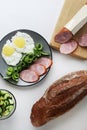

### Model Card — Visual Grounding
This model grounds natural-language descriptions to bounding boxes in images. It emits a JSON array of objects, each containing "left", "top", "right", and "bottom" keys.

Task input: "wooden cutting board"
[{"left": 50, "top": 0, "right": 87, "bottom": 59}]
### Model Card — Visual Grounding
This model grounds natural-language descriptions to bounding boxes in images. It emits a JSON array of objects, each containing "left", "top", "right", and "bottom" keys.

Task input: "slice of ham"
[
  {"left": 35, "top": 57, "right": 52, "bottom": 69},
  {"left": 29, "top": 64, "right": 46, "bottom": 76},
  {"left": 20, "top": 69, "right": 39, "bottom": 83},
  {"left": 55, "top": 4, "right": 87, "bottom": 44},
  {"left": 55, "top": 27, "right": 73, "bottom": 43},
  {"left": 78, "top": 34, "right": 87, "bottom": 47},
  {"left": 60, "top": 40, "right": 78, "bottom": 54}
]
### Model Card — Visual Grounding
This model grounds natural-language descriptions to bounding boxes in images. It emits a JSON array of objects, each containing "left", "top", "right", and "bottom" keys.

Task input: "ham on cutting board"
[{"left": 50, "top": 0, "right": 87, "bottom": 59}]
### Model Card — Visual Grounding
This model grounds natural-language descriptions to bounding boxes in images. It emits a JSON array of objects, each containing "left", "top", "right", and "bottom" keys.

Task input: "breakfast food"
[
  {"left": 11, "top": 31, "right": 35, "bottom": 53},
  {"left": 78, "top": 33, "right": 87, "bottom": 47},
  {"left": 20, "top": 69, "right": 39, "bottom": 82},
  {"left": 35, "top": 57, "right": 53, "bottom": 69},
  {"left": 1, "top": 31, "right": 35, "bottom": 66},
  {"left": 29, "top": 64, "right": 46, "bottom": 76},
  {"left": 5, "top": 41, "right": 51, "bottom": 82},
  {"left": 60, "top": 39, "right": 78, "bottom": 54},
  {"left": 2, "top": 40, "right": 22, "bottom": 66},
  {"left": 1, "top": 30, "right": 52, "bottom": 83},
  {"left": 0, "top": 89, "right": 16, "bottom": 119},
  {"left": 19, "top": 57, "right": 52, "bottom": 83},
  {"left": 30, "top": 70, "right": 87, "bottom": 127}
]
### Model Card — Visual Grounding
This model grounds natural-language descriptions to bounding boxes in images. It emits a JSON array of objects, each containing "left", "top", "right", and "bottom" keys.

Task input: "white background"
[{"left": 0, "top": 0, "right": 87, "bottom": 130}]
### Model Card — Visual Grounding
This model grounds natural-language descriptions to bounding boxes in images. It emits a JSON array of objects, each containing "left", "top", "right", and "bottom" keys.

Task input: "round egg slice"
[
  {"left": 2, "top": 40, "right": 22, "bottom": 66},
  {"left": 11, "top": 31, "right": 35, "bottom": 53}
]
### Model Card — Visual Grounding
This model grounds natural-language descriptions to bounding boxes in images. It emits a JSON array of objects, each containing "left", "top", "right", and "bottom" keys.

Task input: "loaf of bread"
[{"left": 30, "top": 70, "right": 87, "bottom": 127}]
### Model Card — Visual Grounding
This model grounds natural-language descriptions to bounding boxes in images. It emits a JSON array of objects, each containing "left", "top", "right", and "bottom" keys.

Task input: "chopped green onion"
[
  {"left": 41, "top": 51, "right": 49, "bottom": 56},
  {"left": 35, "top": 43, "right": 43, "bottom": 50},
  {"left": 12, "top": 72, "right": 19, "bottom": 82},
  {"left": 7, "top": 67, "right": 14, "bottom": 72}
]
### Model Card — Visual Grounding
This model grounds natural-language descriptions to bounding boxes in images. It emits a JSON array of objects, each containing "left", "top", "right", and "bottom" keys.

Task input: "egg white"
[
  {"left": 11, "top": 31, "right": 35, "bottom": 53},
  {"left": 2, "top": 40, "right": 22, "bottom": 66}
]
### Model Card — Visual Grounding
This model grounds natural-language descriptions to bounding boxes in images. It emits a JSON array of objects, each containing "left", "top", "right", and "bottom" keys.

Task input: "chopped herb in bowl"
[{"left": 0, "top": 89, "right": 16, "bottom": 119}]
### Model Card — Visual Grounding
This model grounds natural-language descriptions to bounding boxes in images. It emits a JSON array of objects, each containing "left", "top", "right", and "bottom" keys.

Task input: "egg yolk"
[
  {"left": 2, "top": 45, "right": 15, "bottom": 56},
  {"left": 13, "top": 37, "right": 26, "bottom": 48}
]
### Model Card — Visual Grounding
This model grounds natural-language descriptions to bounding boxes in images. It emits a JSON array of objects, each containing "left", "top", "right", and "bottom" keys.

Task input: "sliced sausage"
[
  {"left": 35, "top": 57, "right": 52, "bottom": 69},
  {"left": 54, "top": 27, "right": 73, "bottom": 44},
  {"left": 29, "top": 64, "right": 46, "bottom": 76},
  {"left": 78, "top": 34, "right": 87, "bottom": 47},
  {"left": 60, "top": 39, "right": 78, "bottom": 54},
  {"left": 20, "top": 69, "right": 39, "bottom": 83}
]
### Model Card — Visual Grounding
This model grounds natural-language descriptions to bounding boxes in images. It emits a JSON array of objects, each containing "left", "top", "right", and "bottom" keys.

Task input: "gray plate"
[{"left": 0, "top": 29, "right": 52, "bottom": 87}]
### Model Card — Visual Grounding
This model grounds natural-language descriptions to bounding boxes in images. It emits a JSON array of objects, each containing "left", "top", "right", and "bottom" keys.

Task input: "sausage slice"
[
  {"left": 60, "top": 39, "right": 78, "bottom": 54},
  {"left": 35, "top": 57, "right": 52, "bottom": 69},
  {"left": 78, "top": 34, "right": 87, "bottom": 47},
  {"left": 55, "top": 27, "right": 73, "bottom": 43},
  {"left": 20, "top": 69, "right": 39, "bottom": 83},
  {"left": 29, "top": 64, "right": 46, "bottom": 76}
]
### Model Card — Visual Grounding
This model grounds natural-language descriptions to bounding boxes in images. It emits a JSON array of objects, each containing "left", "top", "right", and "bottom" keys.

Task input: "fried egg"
[
  {"left": 11, "top": 31, "right": 35, "bottom": 53},
  {"left": 2, "top": 40, "right": 22, "bottom": 66}
]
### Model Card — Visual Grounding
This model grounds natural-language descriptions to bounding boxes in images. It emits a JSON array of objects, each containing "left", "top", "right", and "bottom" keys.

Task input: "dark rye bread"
[{"left": 30, "top": 70, "right": 87, "bottom": 127}]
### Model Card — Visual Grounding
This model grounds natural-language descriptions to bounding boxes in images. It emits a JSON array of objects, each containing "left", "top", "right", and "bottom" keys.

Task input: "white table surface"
[{"left": 0, "top": 0, "right": 87, "bottom": 130}]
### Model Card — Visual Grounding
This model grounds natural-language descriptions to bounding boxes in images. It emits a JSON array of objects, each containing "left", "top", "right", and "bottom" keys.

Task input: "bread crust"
[{"left": 30, "top": 70, "right": 87, "bottom": 127}]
